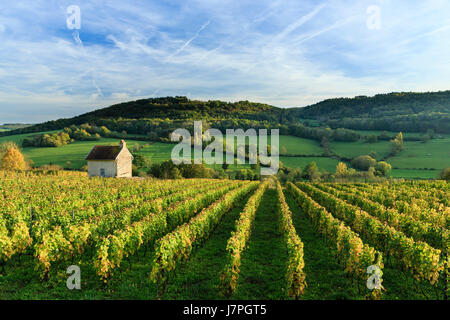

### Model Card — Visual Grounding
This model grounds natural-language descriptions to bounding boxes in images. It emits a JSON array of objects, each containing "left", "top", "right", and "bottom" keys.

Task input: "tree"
[
  {"left": 170, "top": 167, "right": 182, "bottom": 179},
  {"left": 132, "top": 153, "right": 151, "bottom": 171},
  {"left": 375, "top": 161, "right": 392, "bottom": 176},
  {"left": 302, "top": 162, "right": 320, "bottom": 181},
  {"left": 351, "top": 155, "right": 377, "bottom": 171},
  {"left": 335, "top": 162, "right": 348, "bottom": 177},
  {"left": 440, "top": 167, "right": 450, "bottom": 180},
  {"left": 99, "top": 126, "right": 111, "bottom": 136},
  {"left": 1, "top": 144, "right": 27, "bottom": 171},
  {"left": 390, "top": 132, "right": 403, "bottom": 155},
  {"left": 287, "top": 168, "right": 302, "bottom": 182}
]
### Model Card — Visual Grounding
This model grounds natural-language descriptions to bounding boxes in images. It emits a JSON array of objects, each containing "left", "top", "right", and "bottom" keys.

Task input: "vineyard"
[{"left": 0, "top": 171, "right": 448, "bottom": 300}]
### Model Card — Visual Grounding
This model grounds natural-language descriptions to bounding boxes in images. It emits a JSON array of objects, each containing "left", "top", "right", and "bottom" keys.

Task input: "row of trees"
[
  {"left": 350, "top": 155, "right": 392, "bottom": 176},
  {"left": 22, "top": 124, "right": 106, "bottom": 147},
  {"left": 2, "top": 140, "right": 449, "bottom": 182},
  {"left": 277, "top": 155, "right": 393, "bottom": 184},
  {"left": 144, "top": 160, "right": 261, "bottom": 181}
]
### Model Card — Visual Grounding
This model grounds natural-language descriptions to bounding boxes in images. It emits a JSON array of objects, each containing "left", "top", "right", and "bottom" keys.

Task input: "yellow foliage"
[
  {"left": 336, "top": 162, "right": 348, "bottom": 176},
  {"left": 1, "top": 146, "right": 27, "bottom": 171}
]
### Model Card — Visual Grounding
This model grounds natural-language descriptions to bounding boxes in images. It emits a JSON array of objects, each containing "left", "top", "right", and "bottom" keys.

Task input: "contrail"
[
  {"left": 72, "top": 30, "right": 104, "bottom": 97},
  {"left": 273, "top": 4, "right": 326, "bottom": 42},
  {"left": 168, "top": 20, "right": 211, "bottom": 59}
]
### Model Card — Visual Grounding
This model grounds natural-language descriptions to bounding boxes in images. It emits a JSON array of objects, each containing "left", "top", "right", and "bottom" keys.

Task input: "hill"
[
  {"left": 0, "top": 96, "right": 282, "bottom": 137},
  {"left": 287, "top": 91, "right": 450, "bottom": 133},
  {"left": 2, "top": 90, "right": 450, "bottom": 138}
]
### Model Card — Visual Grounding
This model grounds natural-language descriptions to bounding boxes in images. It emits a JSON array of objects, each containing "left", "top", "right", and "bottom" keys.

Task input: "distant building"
[{"left": 85, "top": 140, "right": 133, "bottom": 177}]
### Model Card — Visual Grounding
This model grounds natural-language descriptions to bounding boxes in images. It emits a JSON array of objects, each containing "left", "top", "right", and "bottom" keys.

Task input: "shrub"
[
  {"left": 0, "top": 144, "right": 27, "bottom": 171},
  {"left": 351, "top": 155, "right": 377, "bottom": 171},
  {"left": 440, "top": 167, "right": 450, "bottom": 180}
]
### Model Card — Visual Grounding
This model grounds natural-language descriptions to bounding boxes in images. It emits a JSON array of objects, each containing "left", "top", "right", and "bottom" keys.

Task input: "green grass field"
[
  {"left": 0, "top": 131, "right": 59, "bottom": 145},
  {"left": 135, "top": 142, "right": 175, "bottom": 163},
  {"left": 330, "top": 140, "right": 392, "bottom": 160},
  {"left": 387, "top": 138, "right": 450, "bottom": 170},
  {"left": 213, "top": 135, "right": 324, "bottom": 155},
  {"left": 277, "top": 135, "right": 323, "bottom": 155},
  {"left": 22, "top": 139, "right": 145, "bottom": 169},
  {"left": 280, "top": 157, "right": 340, "bottom": 172},
  {"left": 389, "top": 169, "right": 440, "bottom": 179},
  {"left": 0, "top": 130, "right": 448, "bottom": 178}
]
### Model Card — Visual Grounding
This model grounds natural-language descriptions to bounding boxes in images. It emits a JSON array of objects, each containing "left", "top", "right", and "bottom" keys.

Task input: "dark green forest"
[{"left": 287, "top": 91, "right": 450, "bottom": 133}]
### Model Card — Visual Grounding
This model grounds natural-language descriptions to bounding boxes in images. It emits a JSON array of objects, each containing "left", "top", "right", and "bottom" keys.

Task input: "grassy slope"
[
  {"left": 0, "top": 130, "right": 447, "bottom": 178},
  {"left": 277, "top": 135, "right": 323, "bottom": 155},
  {"left": 280, "top": 157, "right": 340, "bottom": 172},
  {"left": 23, "top": 139, "right": 145, "bottom": 169},
  {"left": 330, "top": 140, "right": 391, "bottom": 160},
  {"left": 387, "top": 138, "right": 450, "bottom": 170},
  {"left": 389, "top": 169, "right": 440, "bottom": 179},
  {"left": 0, "top": 131, "right": 59, "bottom": 145}
]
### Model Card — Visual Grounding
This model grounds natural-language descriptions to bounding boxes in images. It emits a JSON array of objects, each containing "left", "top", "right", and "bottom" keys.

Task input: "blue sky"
[{"left": 1, "top": 0, "right": 450, "bottom": 123}]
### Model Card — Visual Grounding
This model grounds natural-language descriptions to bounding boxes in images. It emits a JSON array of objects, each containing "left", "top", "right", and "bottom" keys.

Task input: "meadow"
[{"left": 0, "top": 130, "right": 448, "bottom": 178}]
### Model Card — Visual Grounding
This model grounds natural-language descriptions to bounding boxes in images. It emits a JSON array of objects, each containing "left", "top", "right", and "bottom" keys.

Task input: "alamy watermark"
[
  {"left": 170, "top": 121, "right": 279, "bottom": 175},
  {"left": 366, "top": 5, "right": 381, "bottom": 30},
  {"left": 66, "top": 5, "right": 81, "bottom": 30},
  {"left": 66, "top": 265, "right": 81, "bottom": 290},
  {"left": 366, "top": 264, "right": 382, "bottom": 290}
]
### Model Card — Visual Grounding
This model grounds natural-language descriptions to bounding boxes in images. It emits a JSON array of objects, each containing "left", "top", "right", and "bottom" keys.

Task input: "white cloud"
[{"left": 1, "top": 0, "right": 450, "bottom": 123}]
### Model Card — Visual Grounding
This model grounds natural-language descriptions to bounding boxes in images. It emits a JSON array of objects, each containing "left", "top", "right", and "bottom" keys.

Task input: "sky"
[{"left": 1, "top": 0, "right": 450, "bottom": 123}]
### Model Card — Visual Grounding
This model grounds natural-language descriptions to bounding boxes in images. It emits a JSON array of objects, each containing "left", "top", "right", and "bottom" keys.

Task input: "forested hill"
[
  {"left": 2, "top": 91, "right": 450, "bottom": 137},
  {"left": 0, "top": 96, "right": 283, "bottom": 136},
  {"left": 84, "top": 96, "right": 280, "bottom": 120},
  {"left": 286, "top": 91, "right": 450, "bottom": 133}
]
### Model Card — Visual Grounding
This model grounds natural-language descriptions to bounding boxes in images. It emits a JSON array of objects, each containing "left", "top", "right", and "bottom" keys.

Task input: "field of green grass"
[
  {"left": 389, "top": 169, "right": 440, "bottom": 179},
  {"left": 280, "top": 157, "right": 340, "bottom": 172},
  {"left": 0, "top": 131, "right": 59, "bottom": 145},
  {"left": 134, "top": 142, "right": 175, "bottom": 163},
  {"left": 23, "top": 139, "right": 144, "bottom": 169},
  {"left": 0, "top": 130, "right": 448, "bottom": 178},
  {"left": 277, "top": 135, "right": 323, "bottom": 155},
  {"left": 214, "top": 135, "right": 324, "bottom": 155},
  {"left": 330, "top": 140, "right": 391, "bottom": 160},
  {"left": 387, "top": 138, "right": 450, "bottom": 170}
]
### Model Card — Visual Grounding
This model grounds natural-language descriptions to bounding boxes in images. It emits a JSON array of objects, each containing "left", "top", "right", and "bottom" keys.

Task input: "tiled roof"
[{"left": 85, "top": 145, "right": 122, "bottom": 160}]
